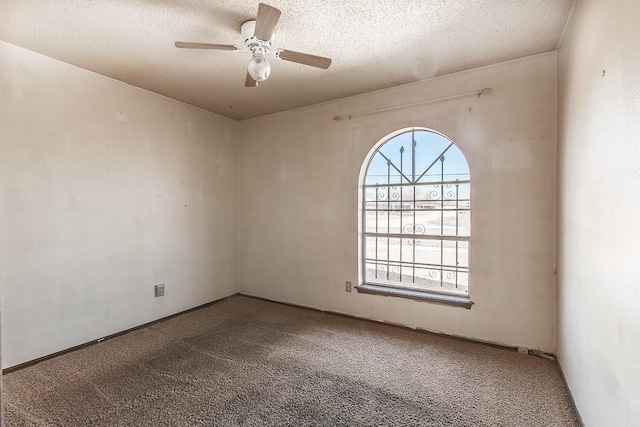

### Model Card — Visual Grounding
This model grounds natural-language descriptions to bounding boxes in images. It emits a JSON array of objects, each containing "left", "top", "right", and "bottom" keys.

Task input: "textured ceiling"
[{"left": 0, "top": 1, "right": 574, "bottom": 120}]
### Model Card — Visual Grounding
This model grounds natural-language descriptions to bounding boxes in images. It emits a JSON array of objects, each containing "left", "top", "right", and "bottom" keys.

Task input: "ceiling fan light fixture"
[{"left": 248, "top": 55, "right": 271, "bottom": 82}]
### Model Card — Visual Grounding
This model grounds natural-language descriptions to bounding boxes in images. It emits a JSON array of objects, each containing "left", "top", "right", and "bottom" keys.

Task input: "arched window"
[{"left": 359, "top": 128, "right": 471, "bottom": 306}]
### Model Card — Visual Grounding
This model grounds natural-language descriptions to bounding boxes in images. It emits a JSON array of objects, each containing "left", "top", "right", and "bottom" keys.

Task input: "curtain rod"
[{"left": 332, "top": 87, "right": 492, "bottom": 121}]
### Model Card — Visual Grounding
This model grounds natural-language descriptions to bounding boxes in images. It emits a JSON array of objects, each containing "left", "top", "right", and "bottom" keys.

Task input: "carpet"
[{"left": 3, "top": 295, "right": 578, "bottom": 426}]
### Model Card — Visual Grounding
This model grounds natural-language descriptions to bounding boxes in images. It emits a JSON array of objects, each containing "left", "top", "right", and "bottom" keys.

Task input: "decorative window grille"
[{"left": 361, "top": 128, "right": 470, "bottom": 296}]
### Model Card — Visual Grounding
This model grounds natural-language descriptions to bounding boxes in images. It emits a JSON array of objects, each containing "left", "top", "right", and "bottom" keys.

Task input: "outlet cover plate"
[
  {"left": 345, "top": 281, "right": 352, "bottom": 292},
  {"left": 154, "top": 283, "right": 165, "bottom": 297}
]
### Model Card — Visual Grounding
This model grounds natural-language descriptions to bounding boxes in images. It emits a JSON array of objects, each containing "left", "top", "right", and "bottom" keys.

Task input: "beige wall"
[
  {"left": 0, "top": 41, "right": 239, "bottom": 368},
  {"left": 239, "top": 52, "right": 558, "bottom": 352},
  {"left": 557, "top": 0, "right": 640, "bottom": 425}
]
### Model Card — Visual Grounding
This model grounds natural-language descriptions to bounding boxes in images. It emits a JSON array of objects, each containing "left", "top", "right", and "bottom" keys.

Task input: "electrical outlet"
[
  {"left": 154, "top": 283, "right": 165, "bottom": 297},
  {"left": 518, "top": 347, "right": 529, "bottom": 355},
  {"left": 345, "top": 281, "right": 352, "bottom": 292}
]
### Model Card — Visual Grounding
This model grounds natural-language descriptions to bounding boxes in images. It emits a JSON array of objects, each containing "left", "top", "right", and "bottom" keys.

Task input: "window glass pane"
[
  {"left": 413, "top": 210, "right": 442, "bottom": 235},
  {"left": 457, "top": 240, "right": 469, "bottom": 269},
  {"left": 457, "top": 210, "right": 470, "bottom": 237}
]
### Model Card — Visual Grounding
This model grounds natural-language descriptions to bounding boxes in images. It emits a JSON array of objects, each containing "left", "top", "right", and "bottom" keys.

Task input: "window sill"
[{"left": 356, "top": 284, "right": 474, "bottom": 309}]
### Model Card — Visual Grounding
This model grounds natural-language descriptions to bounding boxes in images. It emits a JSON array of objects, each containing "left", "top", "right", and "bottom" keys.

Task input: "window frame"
[{"left": 357, "top": 127, "right": 473, "bottom": 309}]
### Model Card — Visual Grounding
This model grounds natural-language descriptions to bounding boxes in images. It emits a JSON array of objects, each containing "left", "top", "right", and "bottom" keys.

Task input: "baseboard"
[
  {"left": 238, "top": 292, "right": 555, "bottom": 358},
  {"left": 556, "top": 358, "right": 585, "bottom": 427},
  {"left": 2, "top": 292, "right": 239, "bottom": 374}
]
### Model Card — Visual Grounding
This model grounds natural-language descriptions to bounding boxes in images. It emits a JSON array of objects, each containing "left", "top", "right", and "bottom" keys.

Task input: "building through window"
[{"left": 360, "top": 128, "right": 470, "bottom": 298}]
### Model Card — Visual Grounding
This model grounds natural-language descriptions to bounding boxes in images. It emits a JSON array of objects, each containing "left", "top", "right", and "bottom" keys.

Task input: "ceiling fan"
[{"left": 175, "top": 3, "right": 332, "bottom": 87}]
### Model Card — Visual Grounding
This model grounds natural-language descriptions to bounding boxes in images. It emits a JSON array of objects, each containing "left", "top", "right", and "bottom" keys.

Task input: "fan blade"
[
  {"left": 254, "top": 3, "right": 281, "bottom": 41},
  {"left": 277, "top": 50, "right": 332, "bottom": 69},
  {"left": 245, "top": 72, "right": 259, "bottom": 87},
  {"left": 175, "top": 42, "right": 240, "bottom": 51}
]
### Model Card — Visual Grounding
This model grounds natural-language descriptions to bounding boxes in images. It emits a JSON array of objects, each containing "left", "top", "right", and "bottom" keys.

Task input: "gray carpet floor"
[{"left": 3, "top": 295, "right": 578, "bottom": 426}]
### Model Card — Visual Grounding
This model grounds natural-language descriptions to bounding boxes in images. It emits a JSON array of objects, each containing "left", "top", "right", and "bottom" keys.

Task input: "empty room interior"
[{"left": 1, "top": 0, "right": 638, "bottom": 425}]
